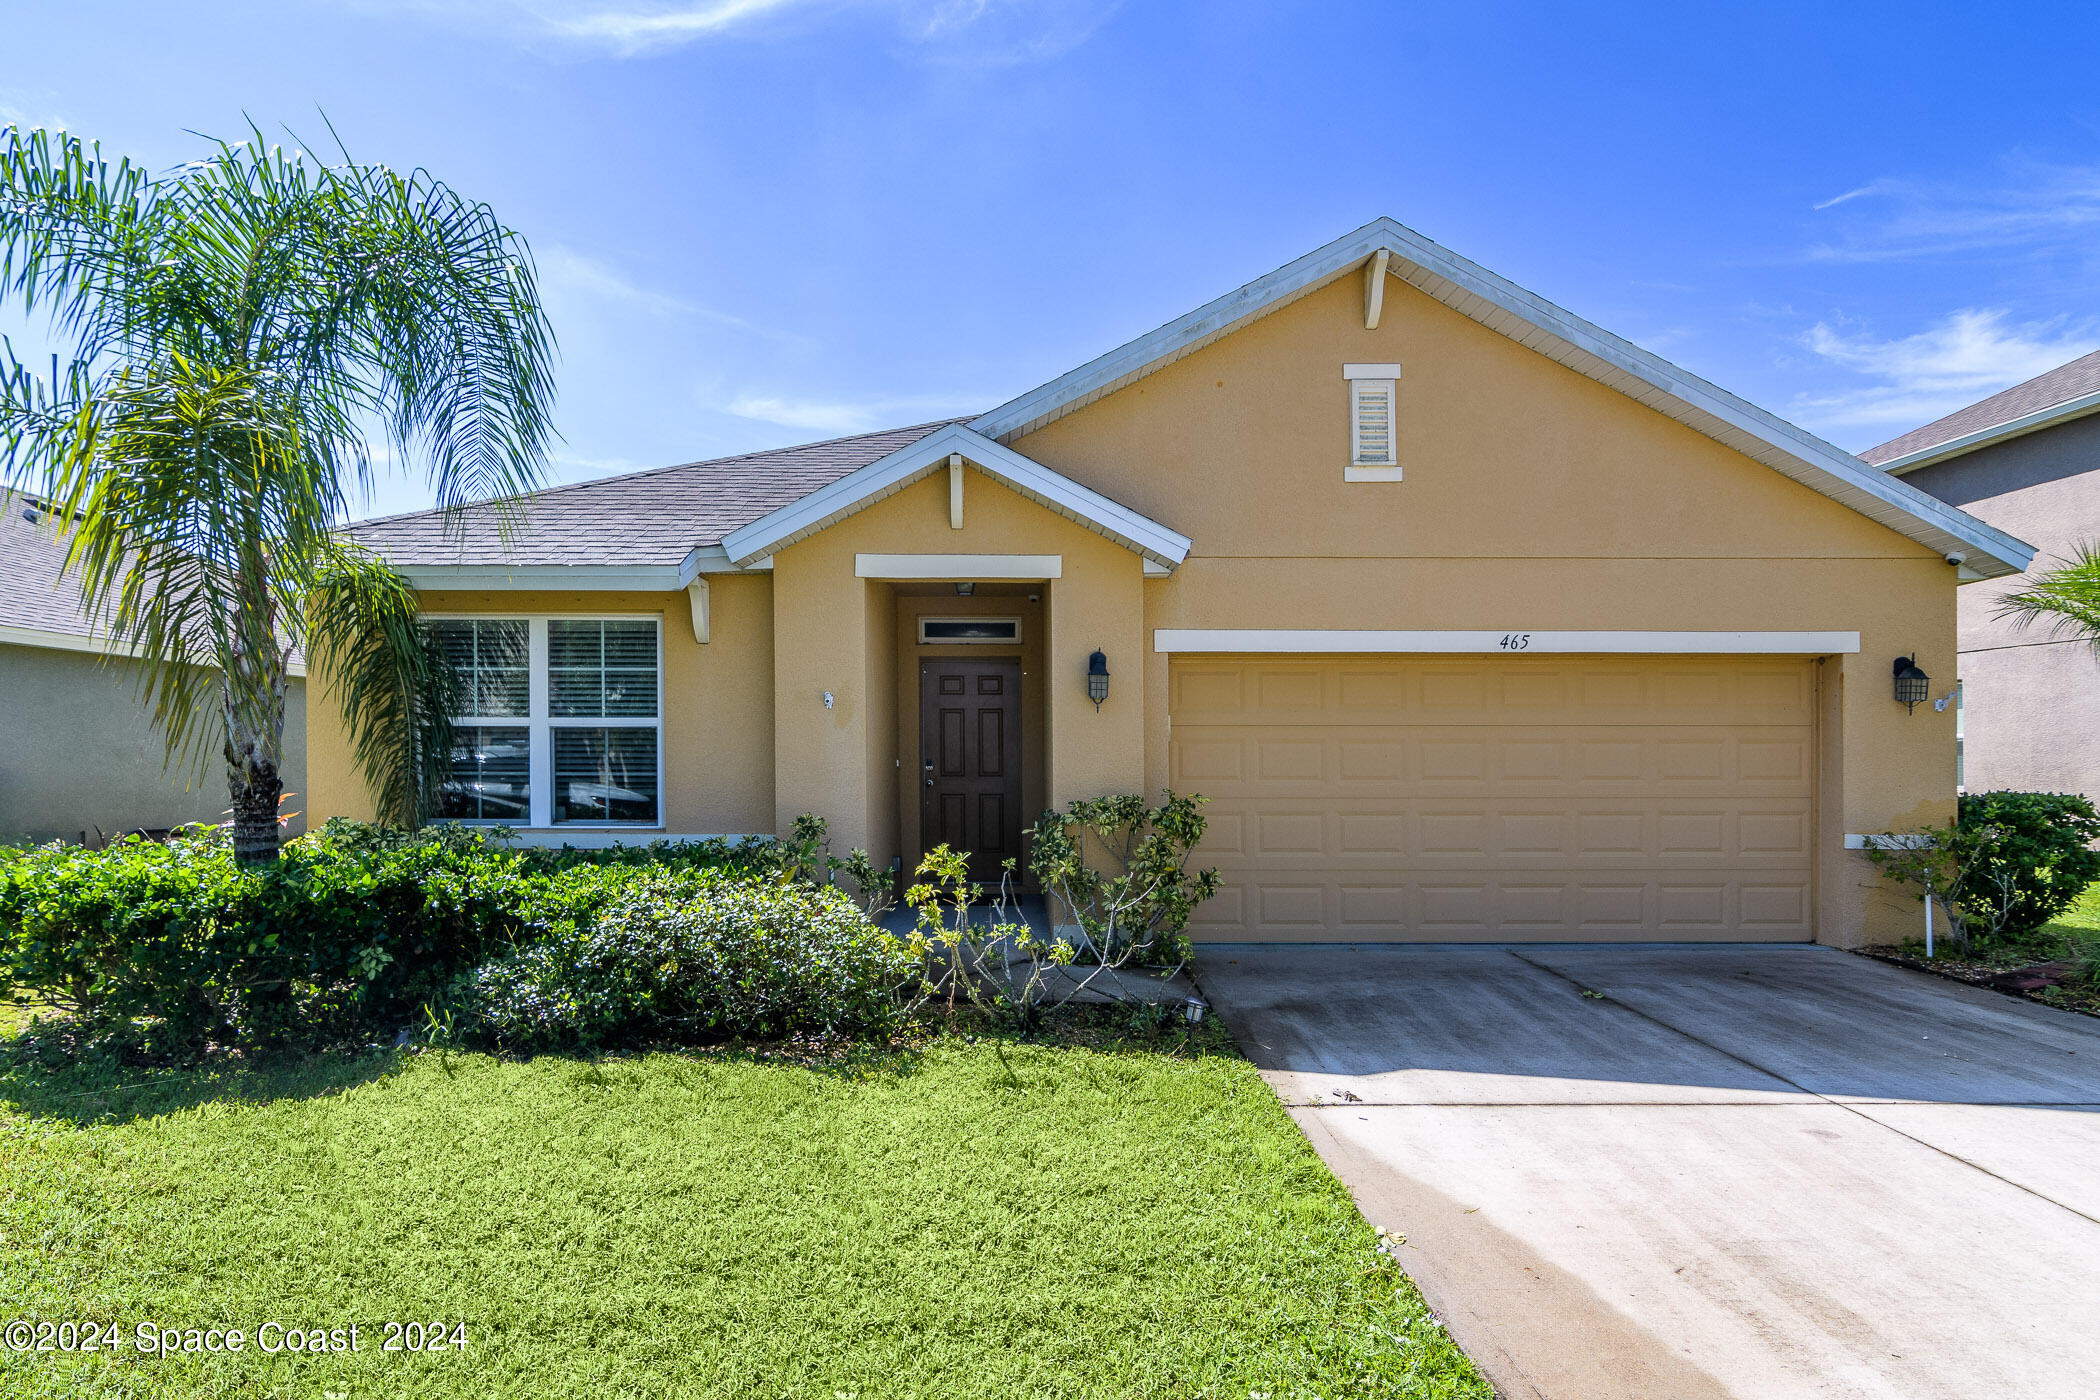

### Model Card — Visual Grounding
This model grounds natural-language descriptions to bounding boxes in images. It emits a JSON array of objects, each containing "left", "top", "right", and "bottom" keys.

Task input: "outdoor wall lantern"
[
  {"left": 1893, "top": 656, "right": 1930, "bottom": 713},
  {"left": 1087, "top": 649, "right": 1110, "bottom": 710}
]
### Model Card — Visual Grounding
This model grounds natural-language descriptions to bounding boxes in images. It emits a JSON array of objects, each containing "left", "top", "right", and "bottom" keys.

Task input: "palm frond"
[
  {"left": 0, "top": 120, "right": 555, "bottom": 851},
  {"left": 305, "top": 548, "right": 460, "bottom": 827},
  {"left": 1996, "top": 544, "right": 2100, "bottom": 652}
]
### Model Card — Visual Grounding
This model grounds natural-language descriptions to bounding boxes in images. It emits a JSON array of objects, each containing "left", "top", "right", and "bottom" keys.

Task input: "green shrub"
[
  {"left": 1026, "top": 792, "right": 1220, "bottom": 967},
  {"left": 0, "top": 820, "right": 800, "bottom": 1058},
  {"left": 453, "top": 868, "right": 913, "bottom": 1051},
  {"left": 1957, "top": 790, "right": 2100, "bottom": 942},
  {"left": 1868, "top": 791, "right": 2100, "bottom": 951}
]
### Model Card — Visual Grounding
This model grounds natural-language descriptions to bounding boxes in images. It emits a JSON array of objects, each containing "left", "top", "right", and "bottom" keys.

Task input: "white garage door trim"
[{"left": 1154, "top": 629, "right": 1861, "bottom": 654}]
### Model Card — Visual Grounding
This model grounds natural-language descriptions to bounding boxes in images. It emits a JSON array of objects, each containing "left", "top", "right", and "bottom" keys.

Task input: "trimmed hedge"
[
  {"left": 455, "top": 869, "right": 913, "bottom": 1051},
  {"left": 0, "top": 820, "right": 815, "bottom": 1057}
]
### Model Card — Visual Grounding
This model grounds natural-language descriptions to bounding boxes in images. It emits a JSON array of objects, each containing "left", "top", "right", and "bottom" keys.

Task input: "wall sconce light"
[
  {"left": 1893, "top": 656, "right": 1929, "bottom": 713},
  {"left": 1087, "top": 649, "right": 1110, "bottom": 710}
]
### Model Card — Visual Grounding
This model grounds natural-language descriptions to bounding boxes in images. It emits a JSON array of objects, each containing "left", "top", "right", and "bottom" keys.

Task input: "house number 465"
[{"left": 1498, "top": 633, "right": 1532, "bottom": 650}]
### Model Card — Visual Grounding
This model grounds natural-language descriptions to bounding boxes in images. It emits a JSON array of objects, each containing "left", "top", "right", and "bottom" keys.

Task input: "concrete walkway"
[{"left": 1195, "top": 944, "right": 2100, "bottom": 1400}]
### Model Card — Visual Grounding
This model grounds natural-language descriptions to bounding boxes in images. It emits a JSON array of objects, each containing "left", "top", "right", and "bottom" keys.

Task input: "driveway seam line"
[{"left": 1503, "top": 949, "right": 2100, "bottom": 1229}]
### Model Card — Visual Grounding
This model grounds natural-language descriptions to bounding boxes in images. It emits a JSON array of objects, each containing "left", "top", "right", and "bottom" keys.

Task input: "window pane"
[
  {"left": 549, "top": 619, "right": 657, "bottom": 718},
  {"left": 435, "top": 726, "right": 530, "bottom": 822},
  {"left": 553, "top": 727, "right": 659, "bottom": 823},
  {"left": 428, "top": 619, "right": 527, "bottom": 717}
]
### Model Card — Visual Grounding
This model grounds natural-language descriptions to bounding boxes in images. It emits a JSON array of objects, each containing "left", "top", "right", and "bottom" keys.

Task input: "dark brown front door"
[{"left": 920, "top": 659, "right": 1023, "bottom": 887}]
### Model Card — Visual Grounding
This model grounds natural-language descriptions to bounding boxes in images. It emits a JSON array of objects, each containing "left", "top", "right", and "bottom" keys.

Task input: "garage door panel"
[
  {"left": 1173, "top": 655, "right": 1816, "bottom": 941},
  {"left": 1173, "top": 727, "right": 1810, "bottom": 795},
  {"left": 1170, "top": 657, "right": 1814, "bottom": 728},
  {"left": 1194, "top": 798, "right": 1813, "bottom": 865}
]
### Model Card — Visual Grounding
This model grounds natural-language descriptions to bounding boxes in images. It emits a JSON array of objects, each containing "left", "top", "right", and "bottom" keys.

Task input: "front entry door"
[{"left": 920, "top": 659, "right": 1024, "bottom": 887}]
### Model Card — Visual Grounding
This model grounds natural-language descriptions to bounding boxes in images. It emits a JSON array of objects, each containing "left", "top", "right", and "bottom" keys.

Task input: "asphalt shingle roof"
[
  {"left": 0, "top": 491, "right": 99, "bottom": 638},
  {"left": 349, "top": 419, "right": 967, "bottom": 566},
  {"left": 1862, "top": 350, "right": 2100, "bottom": 466}
]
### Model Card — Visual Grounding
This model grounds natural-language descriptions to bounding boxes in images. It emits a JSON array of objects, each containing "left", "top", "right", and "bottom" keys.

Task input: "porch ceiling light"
[
  {"left": 955, "top": 581, "right": 975, "bottom": 596},
  {"left": 1893, "top": 656, "right": 1929, "bottom": 713},
  {"left": 1087, "top": 649, "right": 1110, "bottom": 710}
]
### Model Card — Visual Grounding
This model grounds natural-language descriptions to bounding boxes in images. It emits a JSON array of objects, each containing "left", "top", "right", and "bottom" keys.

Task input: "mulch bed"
[{"left": 1856, "top": 946, "right": 2100, "bottom": 1018}]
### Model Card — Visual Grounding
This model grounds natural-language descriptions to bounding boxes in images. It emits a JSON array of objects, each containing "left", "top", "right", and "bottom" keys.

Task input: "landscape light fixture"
[{"left": 1893, "top": 656, "right": 1929, "bottom": 713}]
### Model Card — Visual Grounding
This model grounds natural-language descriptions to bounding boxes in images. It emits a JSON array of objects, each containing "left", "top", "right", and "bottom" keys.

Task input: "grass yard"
[{"left": 0, "top": 1028, "right": 1487, "bottom": 1399}]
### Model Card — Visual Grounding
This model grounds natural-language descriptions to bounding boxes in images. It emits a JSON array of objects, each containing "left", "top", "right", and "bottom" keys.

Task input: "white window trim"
[
  {"left": 431, "top": 613, "right": 666, "bottom": 830},
  {"left": 917, "top": 616, "right": 1023, "bottom": 645}
]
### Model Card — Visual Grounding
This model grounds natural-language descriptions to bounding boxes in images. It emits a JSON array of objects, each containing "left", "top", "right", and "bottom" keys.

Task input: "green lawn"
[
  {"left": 2042, "top": 881, "right": 2100, "bottom": 940},
  {"left": 0, "top": 1030, "right": 1487, "bottom": 1399}
]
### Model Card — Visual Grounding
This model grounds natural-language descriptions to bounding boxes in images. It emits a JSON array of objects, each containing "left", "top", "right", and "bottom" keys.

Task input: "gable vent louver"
[{"left": 1352, "top": 380, "right": 1394, "bottom": 465}]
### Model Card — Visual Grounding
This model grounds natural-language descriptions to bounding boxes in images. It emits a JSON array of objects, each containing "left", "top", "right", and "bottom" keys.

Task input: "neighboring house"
[
  {"left": 0, "top": 492, "right": 308, "bottom": 844},
  {"left": 1862, "top": 351, "right": 2100, "bottom": 798},
  {"left": 309, "top": 219, "right": 2030, "bottom": 946}
]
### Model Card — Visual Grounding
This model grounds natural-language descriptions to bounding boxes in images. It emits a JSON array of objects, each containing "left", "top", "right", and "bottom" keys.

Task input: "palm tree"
[
  {"left": 1999, "top": 545, "right": 2100, "bottom": 651},
  {"left": 0, "top": 123, "right": 554, "bottom": 861}
]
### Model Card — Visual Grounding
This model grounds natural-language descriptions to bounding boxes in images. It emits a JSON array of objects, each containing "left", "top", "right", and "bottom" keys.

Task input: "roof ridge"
[{"left": 347, "top": 417, "right": 977, "bottom": 529}]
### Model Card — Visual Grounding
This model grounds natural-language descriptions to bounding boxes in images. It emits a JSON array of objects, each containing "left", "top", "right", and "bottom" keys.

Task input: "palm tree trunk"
[{"left": 224, "top": 647, "right": 288, "bottom": 864}]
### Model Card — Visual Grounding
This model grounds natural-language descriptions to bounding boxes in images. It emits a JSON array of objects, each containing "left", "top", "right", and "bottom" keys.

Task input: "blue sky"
[{"left": 6, "top": 0, "right": 2099, "bottom": 519}]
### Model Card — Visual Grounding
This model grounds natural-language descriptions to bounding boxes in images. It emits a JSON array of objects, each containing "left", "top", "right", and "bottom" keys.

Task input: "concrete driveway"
[{"left": 1195, "top": 944, "right": 2100, "bottom": 1400}]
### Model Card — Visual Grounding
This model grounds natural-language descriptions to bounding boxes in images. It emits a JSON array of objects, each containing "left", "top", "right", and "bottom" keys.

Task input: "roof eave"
[
  {"left": 1872, "top": 387, "right": 2100, "bottom": 477},
  {"left": 720, "top": 424, "right": 1192, "bottom": 571},
  {"left": 968, "top": 216, "right": 2036, "bottom": 580}
]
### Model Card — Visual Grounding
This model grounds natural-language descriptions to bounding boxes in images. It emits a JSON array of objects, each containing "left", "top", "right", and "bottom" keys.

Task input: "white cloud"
[
  {"left": 1789, "top": 308, "right": 2100, "bottom": 437},
  {"left": 1804, "top": 160, "right": 2100, "bottom": 263},
  {"left": 355, "top": 0, "right": 1113, "bottom": 62},
  {"left": 723, "top": 392, "right": 974, "bottom": 435},
  {"left": 545, "top": 0, "right": 813, "bottom": 54}
]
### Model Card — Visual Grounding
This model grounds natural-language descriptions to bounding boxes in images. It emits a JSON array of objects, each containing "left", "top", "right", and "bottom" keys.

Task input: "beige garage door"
[{"left": 1170, "top": 655, "right": 1816, "bottom": 941}]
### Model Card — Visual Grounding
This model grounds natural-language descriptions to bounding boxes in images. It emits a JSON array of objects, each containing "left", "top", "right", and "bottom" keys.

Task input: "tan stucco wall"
[
  {"left": 306, "top": 578, "right": 775, "bottom": 836},
  {"left": 770, "top": 467, "right": 1142, "bottom": 866},
  {"left": 1007, "top": 272, "right": 1957, "bottom": 946},
  {"left": 0, "top": 643, "right": 307, "bottom": 844}
]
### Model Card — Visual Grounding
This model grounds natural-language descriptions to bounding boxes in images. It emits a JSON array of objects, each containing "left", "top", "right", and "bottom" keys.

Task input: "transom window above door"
[{"left": 428, "top": 615, "right": 662, "bottom": 827}]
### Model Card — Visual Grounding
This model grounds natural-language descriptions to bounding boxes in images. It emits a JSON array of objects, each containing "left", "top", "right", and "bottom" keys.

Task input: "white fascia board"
[
  {"left": 395, "top": 563, "right": 689, "bottom": 592},
  {"left": 720, "top": 423, "right": 1191, "bottom": 570},
  {"left": 856, "top": 553, "right": 1063, "bottom": 580},
  {"left": 678, "top": 546, "right": 743, "bottom": 587},
  {"left": 0, "top": 624, "right": 308, "bottom": 677},
  {"left": 1874, "top": 388, "right": 2100, "bottom": 476},
  {"left": 968, "top": 217, "right": 2035, "bottom": 580},
  {"left": 1152, "top": 628, "right": 1862, "bottom": 654}
]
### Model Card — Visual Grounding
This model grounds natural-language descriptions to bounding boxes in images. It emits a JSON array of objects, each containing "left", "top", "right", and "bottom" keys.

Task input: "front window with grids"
[{"left": 429, "top": 616, "right": 662, "bottom": 826}]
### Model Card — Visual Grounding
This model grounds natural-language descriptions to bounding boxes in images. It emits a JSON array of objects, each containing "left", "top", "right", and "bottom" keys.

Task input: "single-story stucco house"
[
  {"left": 1863, "top": 350, "right": 2100, "bottom": 797},
  {"left": 0, "top": 491, "right": 308, "bottom": 844},
  {"left": 308, "top": 219, "right": 2034, "bottom": 946}
]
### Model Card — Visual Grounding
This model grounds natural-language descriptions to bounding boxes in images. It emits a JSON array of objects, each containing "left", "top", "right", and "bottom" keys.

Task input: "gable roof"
[
  {"left": 350, "top": 420, "right": 965, "bottom": 583},
  {"left": 968, "top": 217, "right": 2035, "bottom": 580},
  {"left": 719, "top": 423, "right": 1191, "bottom": 570},
  {"left": 1862, "top": 349, "right": 2100, "bottom": 475}
]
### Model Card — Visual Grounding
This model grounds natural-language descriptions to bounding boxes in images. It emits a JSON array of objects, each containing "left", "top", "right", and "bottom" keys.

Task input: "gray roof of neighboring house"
[
  {"left": 348, "top": 419, "right": 967, "bottom": 565},
  {"left": 0, "top": 490, "right": 99, "bottom": 638},
  {"left": 1863, "top": 350, "right": 2100, "bottom": 468}
]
